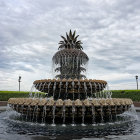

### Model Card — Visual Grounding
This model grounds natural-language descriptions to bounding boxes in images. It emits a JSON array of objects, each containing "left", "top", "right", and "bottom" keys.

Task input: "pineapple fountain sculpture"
[{"left": 8, "top": 30, "right": 133, "bottom": 124}]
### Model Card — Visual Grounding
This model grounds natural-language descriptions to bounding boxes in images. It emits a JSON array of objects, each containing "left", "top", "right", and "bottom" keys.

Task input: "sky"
[{"left": 0, "top": 0, "right": 140, "bottom": 91}]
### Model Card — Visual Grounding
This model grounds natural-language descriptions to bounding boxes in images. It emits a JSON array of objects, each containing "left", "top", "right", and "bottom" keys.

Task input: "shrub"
[
  {"left": 111, "top": 90, "right": 140, "bottom": 102},
  {"left": 0, "top": 91, "right": 45, "bottom": 101},
  {"left": 0, "top": 90, "right": 140, "bottom": 102}
]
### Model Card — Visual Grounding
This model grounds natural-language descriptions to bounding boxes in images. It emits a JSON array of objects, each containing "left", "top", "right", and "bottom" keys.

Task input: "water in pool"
[{"left": 0, "top": 107, "right": 139, "bottom": 140}]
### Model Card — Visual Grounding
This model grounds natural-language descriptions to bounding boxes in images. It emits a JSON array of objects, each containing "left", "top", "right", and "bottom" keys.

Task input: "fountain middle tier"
[{"left": 33, "top": 79, "right": 107, "bottom": 100}]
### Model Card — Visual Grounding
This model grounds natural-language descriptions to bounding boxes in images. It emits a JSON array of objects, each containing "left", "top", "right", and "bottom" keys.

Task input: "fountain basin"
[{"left": 8, "top": 98, "right": 133, "bottom": 123}]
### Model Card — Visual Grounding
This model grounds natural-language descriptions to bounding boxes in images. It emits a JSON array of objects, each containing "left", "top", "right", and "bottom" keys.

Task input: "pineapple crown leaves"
[{"left": 58, "top": 30, "right": 83, "bottom": 50}]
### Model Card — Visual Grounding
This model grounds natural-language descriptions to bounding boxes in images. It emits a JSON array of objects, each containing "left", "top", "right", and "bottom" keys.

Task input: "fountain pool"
[{"left": 0, "top": 107, "right": 139, "bottom": 140}]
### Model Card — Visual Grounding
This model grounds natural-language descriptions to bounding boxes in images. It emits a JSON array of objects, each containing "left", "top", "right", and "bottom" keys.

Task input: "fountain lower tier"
[
  {"left": 8, "top": 98, "right": 133, "bottom": 123},
  {"left": 33, "top": 79, "right": 107, "bottom": 100}
]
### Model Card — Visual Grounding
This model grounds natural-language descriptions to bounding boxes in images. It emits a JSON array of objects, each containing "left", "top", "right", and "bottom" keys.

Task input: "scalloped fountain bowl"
[{"left": 8, "top": 97, "right": 133, "bottom": 124}]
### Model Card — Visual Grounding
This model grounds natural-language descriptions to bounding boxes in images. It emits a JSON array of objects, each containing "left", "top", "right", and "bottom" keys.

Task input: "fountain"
[{"left": 8, "top": 30, "right": 133, "bottom": 124}]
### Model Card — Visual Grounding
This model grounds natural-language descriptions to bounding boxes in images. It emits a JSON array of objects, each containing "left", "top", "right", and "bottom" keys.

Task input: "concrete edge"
[{"left": 0, "top": 101, "right": 7, "bottom": 106}]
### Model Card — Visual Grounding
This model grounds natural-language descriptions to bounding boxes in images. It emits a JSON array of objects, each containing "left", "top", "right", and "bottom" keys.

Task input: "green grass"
[
  {"left": 111, "top": 90, "right": 140, "bottom": 102},
  {"left": 0, "top": 91, "right": 45, "bottom": 101},
  {"left": 0, "top": 90, "right": 140, "bottom": 102}
]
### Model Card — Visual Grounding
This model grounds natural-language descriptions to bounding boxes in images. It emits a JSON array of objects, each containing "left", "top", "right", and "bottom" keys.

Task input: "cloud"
[{"left": 0, "top": 0, "right": 140, "bottom": 90}]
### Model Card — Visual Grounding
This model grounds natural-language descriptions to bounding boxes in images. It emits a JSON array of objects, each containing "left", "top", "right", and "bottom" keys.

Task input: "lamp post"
[
  {"left": 135, "top": 75, "right": 138, "bottom": 90},
  {"left": 18, "top": 76, "right": 21, "bottom": 91}
]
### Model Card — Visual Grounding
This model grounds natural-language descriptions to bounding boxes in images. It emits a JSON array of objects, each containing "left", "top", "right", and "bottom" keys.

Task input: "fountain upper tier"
[
  {"left": 33, "top": 79, "right": 107, "bottom": 100},
  {"left": 52, "top": 49, "right": 89, "bottom": 79},
  {"left": 52, "top": 30, "right": 89, "bottom": 79},
  {"left": 34, "top": 30, "right": 108, "bottom": 100}
]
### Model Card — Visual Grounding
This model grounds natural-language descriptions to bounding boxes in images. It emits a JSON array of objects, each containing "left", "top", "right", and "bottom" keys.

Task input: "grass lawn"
[{"left": 0, "top": 90, "right": 140, "bottom": 102}]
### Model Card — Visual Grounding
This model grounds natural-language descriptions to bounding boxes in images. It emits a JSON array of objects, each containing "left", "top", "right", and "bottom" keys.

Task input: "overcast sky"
[{"left": 0, "top": 0, "right": 140, "bottom": 91}]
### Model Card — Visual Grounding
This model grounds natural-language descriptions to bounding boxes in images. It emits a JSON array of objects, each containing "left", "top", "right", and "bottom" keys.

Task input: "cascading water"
[
  {"left": 7, "top": 30, "right": 137, "bottom": 126},
  {"left": 42, "top": 105, "right": 46, "bottom": 123},
  {"left": 72, "top": 102, "right": 75, "bottom": 126},
  {"left": 53, "top": 82, "right": 56, "bottom": 98},
  {"left": 91, "top": 104, "right": 95, "bottom": 125},
  {"left": 62, "top": 103, "right": 66, "bottom": 125},
  {"left": 47, "top": 82, "right": 51, "bottom": 97},
  {"left": 100, "top": 105, "right": 104, "bottom": 123},
  {"left": 89, "top": 81, "right": 92, "bottom": 97},
  {"left": 52, "top": 103, "right": 56, "bottom": 126},
  {"left": 84, "top": 82, "right": 87, "bottom": 99},
  {"left": 82, "top": 104, "right": 85, "bottom": 125}
]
